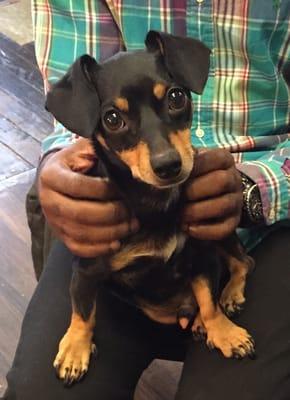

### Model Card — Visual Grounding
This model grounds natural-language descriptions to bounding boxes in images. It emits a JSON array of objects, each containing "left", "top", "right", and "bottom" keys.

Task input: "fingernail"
[
  {"left": 188, "top": 224, "right": 197, "bottom": 232},
  {"left": 110, "top": 241, "right": 121, "bottom": 251},
  {"left": 130, "top": 219, "right": 139, "bottom": 233}
]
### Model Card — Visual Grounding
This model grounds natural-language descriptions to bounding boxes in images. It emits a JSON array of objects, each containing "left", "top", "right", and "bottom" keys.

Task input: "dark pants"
[{"left": 2, "top": 228, "right": 290, "bottom": 400}]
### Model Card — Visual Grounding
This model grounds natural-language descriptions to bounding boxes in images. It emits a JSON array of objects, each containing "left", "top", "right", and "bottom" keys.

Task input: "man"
[{"left": 2, "top": 1, "right": 290, "bottom": 399}]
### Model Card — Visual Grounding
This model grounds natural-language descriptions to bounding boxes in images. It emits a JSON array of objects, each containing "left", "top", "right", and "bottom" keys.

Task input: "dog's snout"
[{"left": 151, "top": 151, "right": 182, "bottom": 180}]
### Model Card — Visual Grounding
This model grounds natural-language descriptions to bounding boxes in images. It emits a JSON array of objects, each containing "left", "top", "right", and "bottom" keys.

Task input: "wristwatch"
[{"left": 240, "top": 173, "right": 264, "bottom": 226}]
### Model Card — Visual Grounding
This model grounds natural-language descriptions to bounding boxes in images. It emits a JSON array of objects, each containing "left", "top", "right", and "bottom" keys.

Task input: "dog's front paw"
[
  {"left": 54, "top": 330, "right": 97, "bottom": 386},
  {"left": 220, "top": 283, "right": 246, "bottom": 317},
  {"left": 220, "top": 254, "right": 255, "bottom": 317},
  {"left": 206, "top": 315, "right": 255, "bottom": 359}
]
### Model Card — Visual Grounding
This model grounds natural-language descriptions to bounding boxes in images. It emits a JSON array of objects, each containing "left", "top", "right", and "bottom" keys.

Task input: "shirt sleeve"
[
  {"left": 236, "top": 135, "right": 290, "bottom": 225},
  {"left": 32, "top": 0, "right": 123, "bottom": 157}
]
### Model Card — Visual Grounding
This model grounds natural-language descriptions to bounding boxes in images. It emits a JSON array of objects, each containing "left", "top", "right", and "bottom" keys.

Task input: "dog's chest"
[
  {"left": 106, "top": 232, "right": 191, "bottom": 305},
  {"left": 109, "top": 232, "right": 186, "bottom": 271}
]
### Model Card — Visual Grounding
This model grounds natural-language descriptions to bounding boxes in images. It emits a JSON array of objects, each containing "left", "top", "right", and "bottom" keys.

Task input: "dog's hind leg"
[
  {"left": 54, "top": 258, "right": 99, "bottom": 386},
  {"left": 191, "top": 275, "right": 255, "bottom": 359},
  {"left": 218, "top": 233, "right": 255, "bottom": 317}
]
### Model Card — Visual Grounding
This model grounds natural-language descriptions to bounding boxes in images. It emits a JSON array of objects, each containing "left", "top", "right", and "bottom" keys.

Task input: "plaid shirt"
[{"left": 32, "top": 0, "right": 290, "bottom": 249}]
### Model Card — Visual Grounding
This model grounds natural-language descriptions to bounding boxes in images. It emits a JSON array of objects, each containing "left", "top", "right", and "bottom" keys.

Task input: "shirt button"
[
  {"left": 269, "top": 208, "right": 275, "bottom": 220},
  {"left": 195, "top": 128, "right": 205, "bottom": 138}
]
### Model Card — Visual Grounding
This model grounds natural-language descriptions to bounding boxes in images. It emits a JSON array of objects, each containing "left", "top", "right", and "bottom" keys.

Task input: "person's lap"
[
  {"left": 176, "top": 227, "right": 290, "bottom": 400},
  {"left": 2, "top": 241, "right": 188, "bottom": 400},
  {"left": 2, "top": 228, "right": 290, "bottom": 400}
]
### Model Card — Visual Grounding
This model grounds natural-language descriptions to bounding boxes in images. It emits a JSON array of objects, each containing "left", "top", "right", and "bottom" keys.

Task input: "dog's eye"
[
  {"left": 103, "top": 110, "right": 125, "bottom": 131},
  {"left": 168, "top": 88, "right": 186, "bottom": 111}
]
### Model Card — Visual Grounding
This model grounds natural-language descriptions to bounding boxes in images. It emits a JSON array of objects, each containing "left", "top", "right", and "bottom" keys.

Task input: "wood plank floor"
[
  {"left": 0, "top": 31, "right": 183, "bottom": 399},
  {"left": 0, "top": 31, "right": 50, "bottom": 395}
]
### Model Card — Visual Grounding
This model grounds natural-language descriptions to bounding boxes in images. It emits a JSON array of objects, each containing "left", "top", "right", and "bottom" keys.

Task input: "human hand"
[
  {"left": 182, "top": 148, "right": 243, "bottom": 240},
  {"left": 38, "top": 138, "right": 138, "bottom": 257}
]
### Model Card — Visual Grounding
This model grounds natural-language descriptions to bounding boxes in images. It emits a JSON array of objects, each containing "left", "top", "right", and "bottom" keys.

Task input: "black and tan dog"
[{"left": 46, "top": 31, "right": 255, "bottom": 385}]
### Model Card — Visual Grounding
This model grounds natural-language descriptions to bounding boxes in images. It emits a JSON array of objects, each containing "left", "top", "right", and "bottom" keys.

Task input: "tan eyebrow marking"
[
  {"left": 153, "top": 83, "right": 167, "bottom": 100},
  {"left": 114, "top": 97, "right": 129, "bottom": 112}
]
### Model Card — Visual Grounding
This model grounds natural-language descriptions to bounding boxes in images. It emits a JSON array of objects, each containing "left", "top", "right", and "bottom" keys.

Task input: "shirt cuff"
[{"left": 236, "top": 160, "right": 289, "bottom": 225}]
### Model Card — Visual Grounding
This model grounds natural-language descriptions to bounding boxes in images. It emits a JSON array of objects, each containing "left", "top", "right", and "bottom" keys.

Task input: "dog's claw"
[
  {"left": 207, "top": 341, "right": 214, "bottom": 350},
  {"left": 192, "top": 326, "right": 207, "bottom": 341},
  {"left": 248, "top": 350, "right": 256, "bottom": 360}
]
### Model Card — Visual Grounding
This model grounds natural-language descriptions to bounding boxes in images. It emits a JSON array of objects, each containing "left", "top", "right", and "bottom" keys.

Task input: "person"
[{"left": 2, "top": 1, "right": 290, "bottom": 399}]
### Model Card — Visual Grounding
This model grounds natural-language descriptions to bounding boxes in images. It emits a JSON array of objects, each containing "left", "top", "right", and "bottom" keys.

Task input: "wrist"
[
  {"left": 240, "top": 172, "right": 264, "bottom": 227},
  {"left": 36, "top": 150, "right": 60, "bottom": 192}
]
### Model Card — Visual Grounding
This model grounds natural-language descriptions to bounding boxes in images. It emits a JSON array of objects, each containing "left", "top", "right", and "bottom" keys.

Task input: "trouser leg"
[{"left": 176, "top": 228, "right": 290, "bottom": 400}]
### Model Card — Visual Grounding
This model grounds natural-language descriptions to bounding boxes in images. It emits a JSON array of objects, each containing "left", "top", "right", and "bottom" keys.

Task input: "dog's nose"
[{"left": 151, "top": 151, "right": 182, "bottom": 180}]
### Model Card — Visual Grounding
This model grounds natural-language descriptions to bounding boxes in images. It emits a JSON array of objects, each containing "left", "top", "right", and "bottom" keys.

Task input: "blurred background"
[{"left": 0, "top": 0, "right": 53, "bottom": 395}]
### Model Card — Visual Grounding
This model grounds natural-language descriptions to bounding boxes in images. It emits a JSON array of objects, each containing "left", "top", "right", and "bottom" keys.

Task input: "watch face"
[{"left": 249, "top": 185, "right": 263, "bottom": 223}]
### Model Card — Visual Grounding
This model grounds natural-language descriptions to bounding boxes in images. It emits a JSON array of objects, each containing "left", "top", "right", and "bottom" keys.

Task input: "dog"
[{"left": 45, "top": 31, "right": 255, "bottom": 385}]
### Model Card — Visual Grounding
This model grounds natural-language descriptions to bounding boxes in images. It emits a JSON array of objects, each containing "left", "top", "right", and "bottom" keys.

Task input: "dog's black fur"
[{"left": 46, "top": 31, "right": 254, "bottom": 385}]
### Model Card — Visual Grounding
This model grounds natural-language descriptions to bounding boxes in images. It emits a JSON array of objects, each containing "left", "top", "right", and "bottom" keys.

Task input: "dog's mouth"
[
  {"left": 128, "top": 162, "right": 194, "bottom": 189},
  {"left": 149, "top": 170, "right": 192, "bottom": 189},
  {"left": 95, "top": 131, "right": 195, "bottom": 189}
]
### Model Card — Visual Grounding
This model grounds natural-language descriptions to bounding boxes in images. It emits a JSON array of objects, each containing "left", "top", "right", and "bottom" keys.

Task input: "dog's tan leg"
[
  {"left": 191, "top": 276, "right": 255, "bottom": 358},
  {"left": 53, "top": 303, "right": 96, "bottom": 385},
  {"left": 54, "top": 260, "right": 98, "bottom": 385},
  {"left": 218, "top": 234, "right": 255, "bottom": 316}
]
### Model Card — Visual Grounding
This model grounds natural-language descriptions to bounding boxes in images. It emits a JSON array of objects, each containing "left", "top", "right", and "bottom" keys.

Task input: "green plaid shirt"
[{"left": 32, "top": 0, "right": 290, "bottom": 249}]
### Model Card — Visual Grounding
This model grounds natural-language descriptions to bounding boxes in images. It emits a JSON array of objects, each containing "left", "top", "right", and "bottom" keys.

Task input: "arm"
[
  {"left": 237, "top": 141, "right": 290, "bottom": 225},
  {"left": 32, "top": 1, "right": 136, "bottom": 257},
  {"left": 182, "top": 138, "right": 290, "bottom": 242}
]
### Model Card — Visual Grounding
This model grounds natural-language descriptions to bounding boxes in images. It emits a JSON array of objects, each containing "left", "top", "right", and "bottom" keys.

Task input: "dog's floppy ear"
[
  {"left": 145, "top": 31, "right": 211, "bottom": 94},
  {"left": 45, "top": 55, "right": 100, "bottom": 138}
]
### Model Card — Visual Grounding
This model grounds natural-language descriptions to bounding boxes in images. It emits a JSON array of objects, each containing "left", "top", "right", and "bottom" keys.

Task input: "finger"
[
  {"left": 40, "top": 161, "right": 119, "bottom": 200},
  {"left": 186, "top": 167, "right": 240, "bottom": 201},
  {"left": 185, "top": 215, "right": 240, "bottom": 241},
  {"left": 41, "top": 190, "right": 130, "bottom": 226},
  {"left": 192, "top": 149, "right": 235, "bottom": 177},
  {"left": 182, "top": 193, "right": 242, "bottom": 223},
  {"left": 62, "top": 236, "right": 121, "bottom": 258},
  {"left": 60, "top": 220, "right": 139, "bottom": 244}
]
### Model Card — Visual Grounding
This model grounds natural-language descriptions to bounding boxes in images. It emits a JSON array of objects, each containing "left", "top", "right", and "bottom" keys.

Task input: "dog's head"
[{"left": 46, "top": 31, "right": 210, "bottom": 189}]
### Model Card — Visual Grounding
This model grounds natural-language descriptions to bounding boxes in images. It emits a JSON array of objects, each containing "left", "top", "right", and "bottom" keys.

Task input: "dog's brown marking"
[
  {"left": 117, "top": 133, "right": 194, "bottom": 186},
  {"left": 117, "top": 142, "right": 161, "bottom": 185},
  {"left": 191, "top": 276, "right": 254, "bottom": 358},
  {"left": 53, "top": 303, "right": 96, "bottom": 384},
  {"left": 96, "top": 134, "right": 110, "bottom": 150},
  {"left": 219, "top": 249, "right": 254, "bottom": 316},
  {"left": 110, "top": 235, "right": 179, "bottom": 271},
  {"left": 169, "top": 129, "right": 195, "bottom": 175},
  {"left": 114, "top": 97, "right": 129, "bottom": 112},
  {"left": 216, "top": 235, "right": 255, "bottom": 316},
  {"left": 153, "top": 83, "right": 166, "bottom": 99}
]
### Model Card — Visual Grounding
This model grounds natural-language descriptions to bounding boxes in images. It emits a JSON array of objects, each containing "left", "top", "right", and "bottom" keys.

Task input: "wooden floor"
[
  {"left": 0, "top": 31, "right": 53, "bottom": 395},
  {"left": 0, "top": 28, "right": 183, "bottom": 400}
]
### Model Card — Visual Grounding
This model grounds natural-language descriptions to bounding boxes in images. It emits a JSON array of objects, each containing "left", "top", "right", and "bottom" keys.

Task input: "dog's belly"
[
  {"left": 139, "top": 287, "right": 197, "bottom": 324},
  {"left": 108, "top": 241, "right": 196, "bottom": 324}
]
